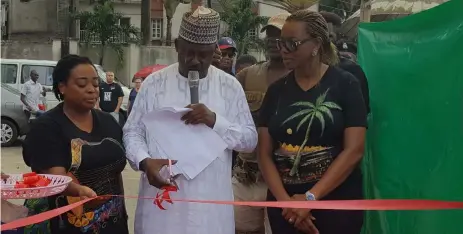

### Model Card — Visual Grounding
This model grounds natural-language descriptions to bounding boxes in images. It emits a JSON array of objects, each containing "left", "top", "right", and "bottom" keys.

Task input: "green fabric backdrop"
[{"left": 358, "top": 0, "right": 463, "bottom": 233}]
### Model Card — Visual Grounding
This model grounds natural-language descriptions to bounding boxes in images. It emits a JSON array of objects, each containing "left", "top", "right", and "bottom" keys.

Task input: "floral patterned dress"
[{"left": 22, "top": 103, "right": 128, "bottom": 234}]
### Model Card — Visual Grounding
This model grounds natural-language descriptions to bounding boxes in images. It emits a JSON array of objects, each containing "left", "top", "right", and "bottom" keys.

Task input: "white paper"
[{"left": 142, "top": 107, "right": 227, "bottom": 180}]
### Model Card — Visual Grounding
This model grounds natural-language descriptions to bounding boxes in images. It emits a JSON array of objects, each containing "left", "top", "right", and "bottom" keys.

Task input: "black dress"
[
  {"left": 22, "top": 103, "right": 128, "bottom": 234},
  {"left": 258, "top": 67, "right": 367, "bottom": 234}
]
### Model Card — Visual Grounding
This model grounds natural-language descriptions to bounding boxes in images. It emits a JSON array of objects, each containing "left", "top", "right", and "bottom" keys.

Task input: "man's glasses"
[
  {"left": 221, "top": 51, "right": 236, "bottom": 58},
  {"left": 276, "top": 38, "right": 313, "bottom": 52}
]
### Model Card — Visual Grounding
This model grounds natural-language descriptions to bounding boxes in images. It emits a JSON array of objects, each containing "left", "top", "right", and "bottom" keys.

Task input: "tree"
[
  {"left": 74, "top": 1, "right": 140, "bottom": 65},
  {"left": 164, "top": 0, "right": 191, "bottom": 46},
  {"left": 281, "top": 89, "right": 341, "bottom": 176},
  {"left": 141, "top": 0, "right": 151, "bottom": 45},
  {"left": 218, "top": 0, "right": 269, "bottom": 55},
  {"left": 260, "top": 0, "right": 318, "bottom": 13},
  {"left": 319, "top": 0, "right": 360, "bottom": 19}
]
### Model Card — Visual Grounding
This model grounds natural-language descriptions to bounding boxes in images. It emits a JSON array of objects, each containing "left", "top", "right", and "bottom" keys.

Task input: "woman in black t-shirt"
[
  {"left": 257, "top": 10, "right": 367, "bottom": 234},
  {"left": 22, "top": 55, "right": 128, "bottom": 234}
]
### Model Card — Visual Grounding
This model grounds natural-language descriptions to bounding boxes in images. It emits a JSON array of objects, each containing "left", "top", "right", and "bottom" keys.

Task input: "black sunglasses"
[
  {"left": 221, "top": 51, "right": 236, "bottom": 58},
  {"left": 276, "top": 38, "right": 313, "bottom": 52}
]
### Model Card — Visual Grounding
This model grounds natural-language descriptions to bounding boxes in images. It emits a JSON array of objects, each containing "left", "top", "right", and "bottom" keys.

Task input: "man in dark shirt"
[
  {"left": 235, "top": 54, "right": 258, "bottom": 74},
  {"left": 96, "top": 71, "right": 124, "bottom": 122},
  {"left": 338, "top": 54, "right": 370, "bottom": 113},
  {"left": 320, "top": 11, "right": 370, "bottom": 113}
]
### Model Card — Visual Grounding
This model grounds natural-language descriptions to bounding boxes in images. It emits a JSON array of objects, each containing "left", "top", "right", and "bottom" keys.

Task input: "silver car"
[{"left": 1, "top": 84, "right": 29, "bottom": 147}]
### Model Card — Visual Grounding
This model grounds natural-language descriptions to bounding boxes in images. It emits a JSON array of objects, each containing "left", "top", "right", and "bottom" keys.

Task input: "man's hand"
[
  {"left": 212, "top": 47, "right": 222, "bottom": 67},
  {"left": 140, "top": 158, "right": 177, "bottom": 189},
  {"left": 114, "top": 109, "right": 119, "bottom": 113},
  {"left": 181, "top": 104, "right": 216, "bottom": 128}
]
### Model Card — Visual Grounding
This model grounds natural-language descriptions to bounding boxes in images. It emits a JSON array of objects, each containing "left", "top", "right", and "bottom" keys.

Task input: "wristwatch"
[{"left": 305, "top": 191, "right": 316, "bottom": 201}]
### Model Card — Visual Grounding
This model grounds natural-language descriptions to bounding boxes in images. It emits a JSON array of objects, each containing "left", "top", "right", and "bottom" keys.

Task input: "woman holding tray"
[
  {"left": 22, "top": 55, "right": 132, "bottom": 234},
  {"left": 257, "top": 10, "right": 367, "bottom": 234}
]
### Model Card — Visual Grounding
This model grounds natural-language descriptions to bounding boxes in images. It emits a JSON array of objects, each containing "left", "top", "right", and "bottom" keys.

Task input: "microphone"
[{"left": 188, "top": 71, "right": 200, "bottom": 104}]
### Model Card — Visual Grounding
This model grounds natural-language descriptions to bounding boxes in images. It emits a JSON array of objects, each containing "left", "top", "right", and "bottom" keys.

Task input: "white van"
[{"left": 0, "top": 59, "right": 130, "bottom": 115}]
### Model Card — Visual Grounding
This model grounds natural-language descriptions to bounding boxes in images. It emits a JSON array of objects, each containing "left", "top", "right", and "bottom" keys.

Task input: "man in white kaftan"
[{"left": 123, "top": 7, "right": 257, "bottom": 234}]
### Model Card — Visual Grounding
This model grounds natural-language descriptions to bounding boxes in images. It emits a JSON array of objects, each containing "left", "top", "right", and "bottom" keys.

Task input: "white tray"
[{"left": 1, "top": 174, "right": 72, "bottom": 199}]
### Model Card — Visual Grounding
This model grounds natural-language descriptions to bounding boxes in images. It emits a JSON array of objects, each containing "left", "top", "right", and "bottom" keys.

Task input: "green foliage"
[
  {"left": 218, "top": 0, "right": 269, "bottom": 55},
  {"left": 74, "top": 0, "right": 140, "bottom": 66},
  {"left": 265, "top": 0, "right": 319, "bottom": 13}
]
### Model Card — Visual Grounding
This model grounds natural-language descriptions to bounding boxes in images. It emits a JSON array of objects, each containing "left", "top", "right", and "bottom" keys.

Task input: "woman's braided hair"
[
  {"left": 287, "top": 9, "right": 339, "bottom": 65},
  {"left": 52, "top": 54, "right": 94, "bottom": 101}
]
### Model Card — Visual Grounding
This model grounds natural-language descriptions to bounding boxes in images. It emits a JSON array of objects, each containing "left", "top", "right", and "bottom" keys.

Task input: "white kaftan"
[{"left": 123, "top": 63, "right": 257, "bottom": 234}]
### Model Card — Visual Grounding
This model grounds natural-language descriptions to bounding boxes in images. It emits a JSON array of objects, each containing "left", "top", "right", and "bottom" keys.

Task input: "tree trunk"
[
  {"left": 99, "top": 44, "right": 105, "bottom": 65},
  {"left": 141, "top": 0, "right": 151, "bottom": 45},
  {"left": 166, "top": 17, "right": 173, "bottom": 46},
  {"left": 289, "top": 115, "right": 314, "bottom": 176}
]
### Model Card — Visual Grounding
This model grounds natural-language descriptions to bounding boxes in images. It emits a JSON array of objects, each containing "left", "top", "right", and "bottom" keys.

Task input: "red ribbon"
[
  {"left": 154, "top": 185, "right": 178, "bottom": 210},
  {"left": 2, "top": 197, "right": 463, "bottom": 231}
]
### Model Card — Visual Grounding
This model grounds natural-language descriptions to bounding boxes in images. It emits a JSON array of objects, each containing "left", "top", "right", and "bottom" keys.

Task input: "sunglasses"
[
  {"left": 276, "top": 38, "right": 313, "bottom": 52},
  {"left": 221, "top": 51, "right": 236, "bottom": 58}
]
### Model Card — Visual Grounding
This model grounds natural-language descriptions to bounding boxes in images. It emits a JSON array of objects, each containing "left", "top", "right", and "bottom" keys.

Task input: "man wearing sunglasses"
[
  {"left": 233, "top": 12, "right": 291, "bottom": 234},
  {"left": 217, "top": 37, "right": 238, "bottom": 75}
]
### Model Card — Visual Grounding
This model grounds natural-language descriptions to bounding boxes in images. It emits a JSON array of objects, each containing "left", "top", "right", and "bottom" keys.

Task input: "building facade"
[{"left": 3, "top": 0, "right": 318, "bottom": 44}]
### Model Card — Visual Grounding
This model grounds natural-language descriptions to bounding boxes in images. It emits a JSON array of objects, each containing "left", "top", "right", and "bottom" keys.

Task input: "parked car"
[
  {"left": 0, "top": 59, "right": 130, "bottom": 116},
  {"left": 1, "top": 84, "right": 29, "bottom": 147}
]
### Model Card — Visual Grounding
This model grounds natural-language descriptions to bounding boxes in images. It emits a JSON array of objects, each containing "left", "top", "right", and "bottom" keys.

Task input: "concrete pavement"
[{"left": 1, "top": 144, "right": 140, "bottom": 234}]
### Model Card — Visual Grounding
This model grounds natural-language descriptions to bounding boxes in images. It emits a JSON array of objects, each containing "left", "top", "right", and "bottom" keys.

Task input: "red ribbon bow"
[{"left": 154, "top": 185, "right": 178, "bottom": 210}]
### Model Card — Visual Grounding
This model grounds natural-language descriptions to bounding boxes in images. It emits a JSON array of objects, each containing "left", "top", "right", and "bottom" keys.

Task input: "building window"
[
  {"left": 1, "top": 64, "right": 17, "bottom": 84},
  {"left": 120, "top": 17, "right": 131, "bottom": 27},
  {"left": 151, "top": 19, "right": 163, "bottom": 40},
  {"left": 248, "top": 27, "right": 258, "bottom": 38}
]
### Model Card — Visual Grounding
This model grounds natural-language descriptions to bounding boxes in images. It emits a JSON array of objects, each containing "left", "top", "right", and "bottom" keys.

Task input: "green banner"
[{"left": 358, "top": 0, "right": 463, "bottom": 233}]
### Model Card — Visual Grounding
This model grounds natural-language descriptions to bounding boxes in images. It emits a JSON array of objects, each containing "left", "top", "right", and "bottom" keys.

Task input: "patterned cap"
[
  {"left": 179, "top": 6, "right": 220, "bottom": 45},
  {"left": 261, "top": 12, "right": 291, "bottom": 32}
]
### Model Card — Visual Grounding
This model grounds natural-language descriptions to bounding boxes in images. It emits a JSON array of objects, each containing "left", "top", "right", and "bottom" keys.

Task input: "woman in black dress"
[
  {"left": 22, "top": 55, "right": 129, "bottom": 234},
  {"left": 257, "top": 10, "right": 367, "bottom": 234}
]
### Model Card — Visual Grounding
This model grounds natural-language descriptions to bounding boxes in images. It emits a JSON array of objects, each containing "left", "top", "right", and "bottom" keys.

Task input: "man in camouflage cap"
[{"left": 233, "top": 12, "right": 291, "bottom": 234}]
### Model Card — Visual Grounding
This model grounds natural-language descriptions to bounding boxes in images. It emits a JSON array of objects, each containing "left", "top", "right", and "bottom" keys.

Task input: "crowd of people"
[{"left": 2, "top": 5, "right": 370, "bottom": 234}]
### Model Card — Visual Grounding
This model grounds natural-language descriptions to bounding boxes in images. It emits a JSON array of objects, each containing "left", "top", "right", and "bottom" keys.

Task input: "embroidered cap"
[
  {"left": 179, "top": 6, "right": 220, "bottom": 45},
  {"left": 261, "top": 12, "right": 291, "bottom": 32}
]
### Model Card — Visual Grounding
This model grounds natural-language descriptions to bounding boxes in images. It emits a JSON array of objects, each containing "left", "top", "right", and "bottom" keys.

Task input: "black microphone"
[{"left": 188, "top": 71, "right": 199, "bottom": 104}]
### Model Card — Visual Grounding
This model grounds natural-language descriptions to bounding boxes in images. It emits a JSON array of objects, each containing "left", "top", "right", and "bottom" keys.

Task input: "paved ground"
[{"left": 1, "top": 143, "right": 140, "bottom": 233}]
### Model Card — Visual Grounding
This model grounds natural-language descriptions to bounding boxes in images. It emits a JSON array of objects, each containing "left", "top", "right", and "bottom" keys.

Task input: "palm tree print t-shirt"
[{"left": 258, "top": 67, "right": 367, "bottom": 196}]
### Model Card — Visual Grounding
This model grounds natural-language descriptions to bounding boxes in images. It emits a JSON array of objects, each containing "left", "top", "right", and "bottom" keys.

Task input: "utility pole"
[
  {"left": 141, "top": 0, "right": 151, "bottom": 45},
  {"left": 58, "top": 0, "right": 73, "bottom": 57},
  {"left": 359, "top": 0, "right": 371, "bottom": 22}
]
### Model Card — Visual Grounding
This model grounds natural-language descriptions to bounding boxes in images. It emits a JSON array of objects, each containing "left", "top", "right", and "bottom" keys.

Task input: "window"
[
  {"left": 21, "top": 65, "right": 54, "bottom": 86},
  {"left": 120, "top": 17, "right": 131, "bottom": 27},
  {"left": 151, "top": 19, "right": 163, "bottom": 40},
  {"left": 1, "top": 64, "right": 17, "bottom": 84},
  {"left": 247, "top": 27, "right": 258, "bottom": 38},
  {"left": 80, "top": 18, "right": 88, "bottom": 30}
]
